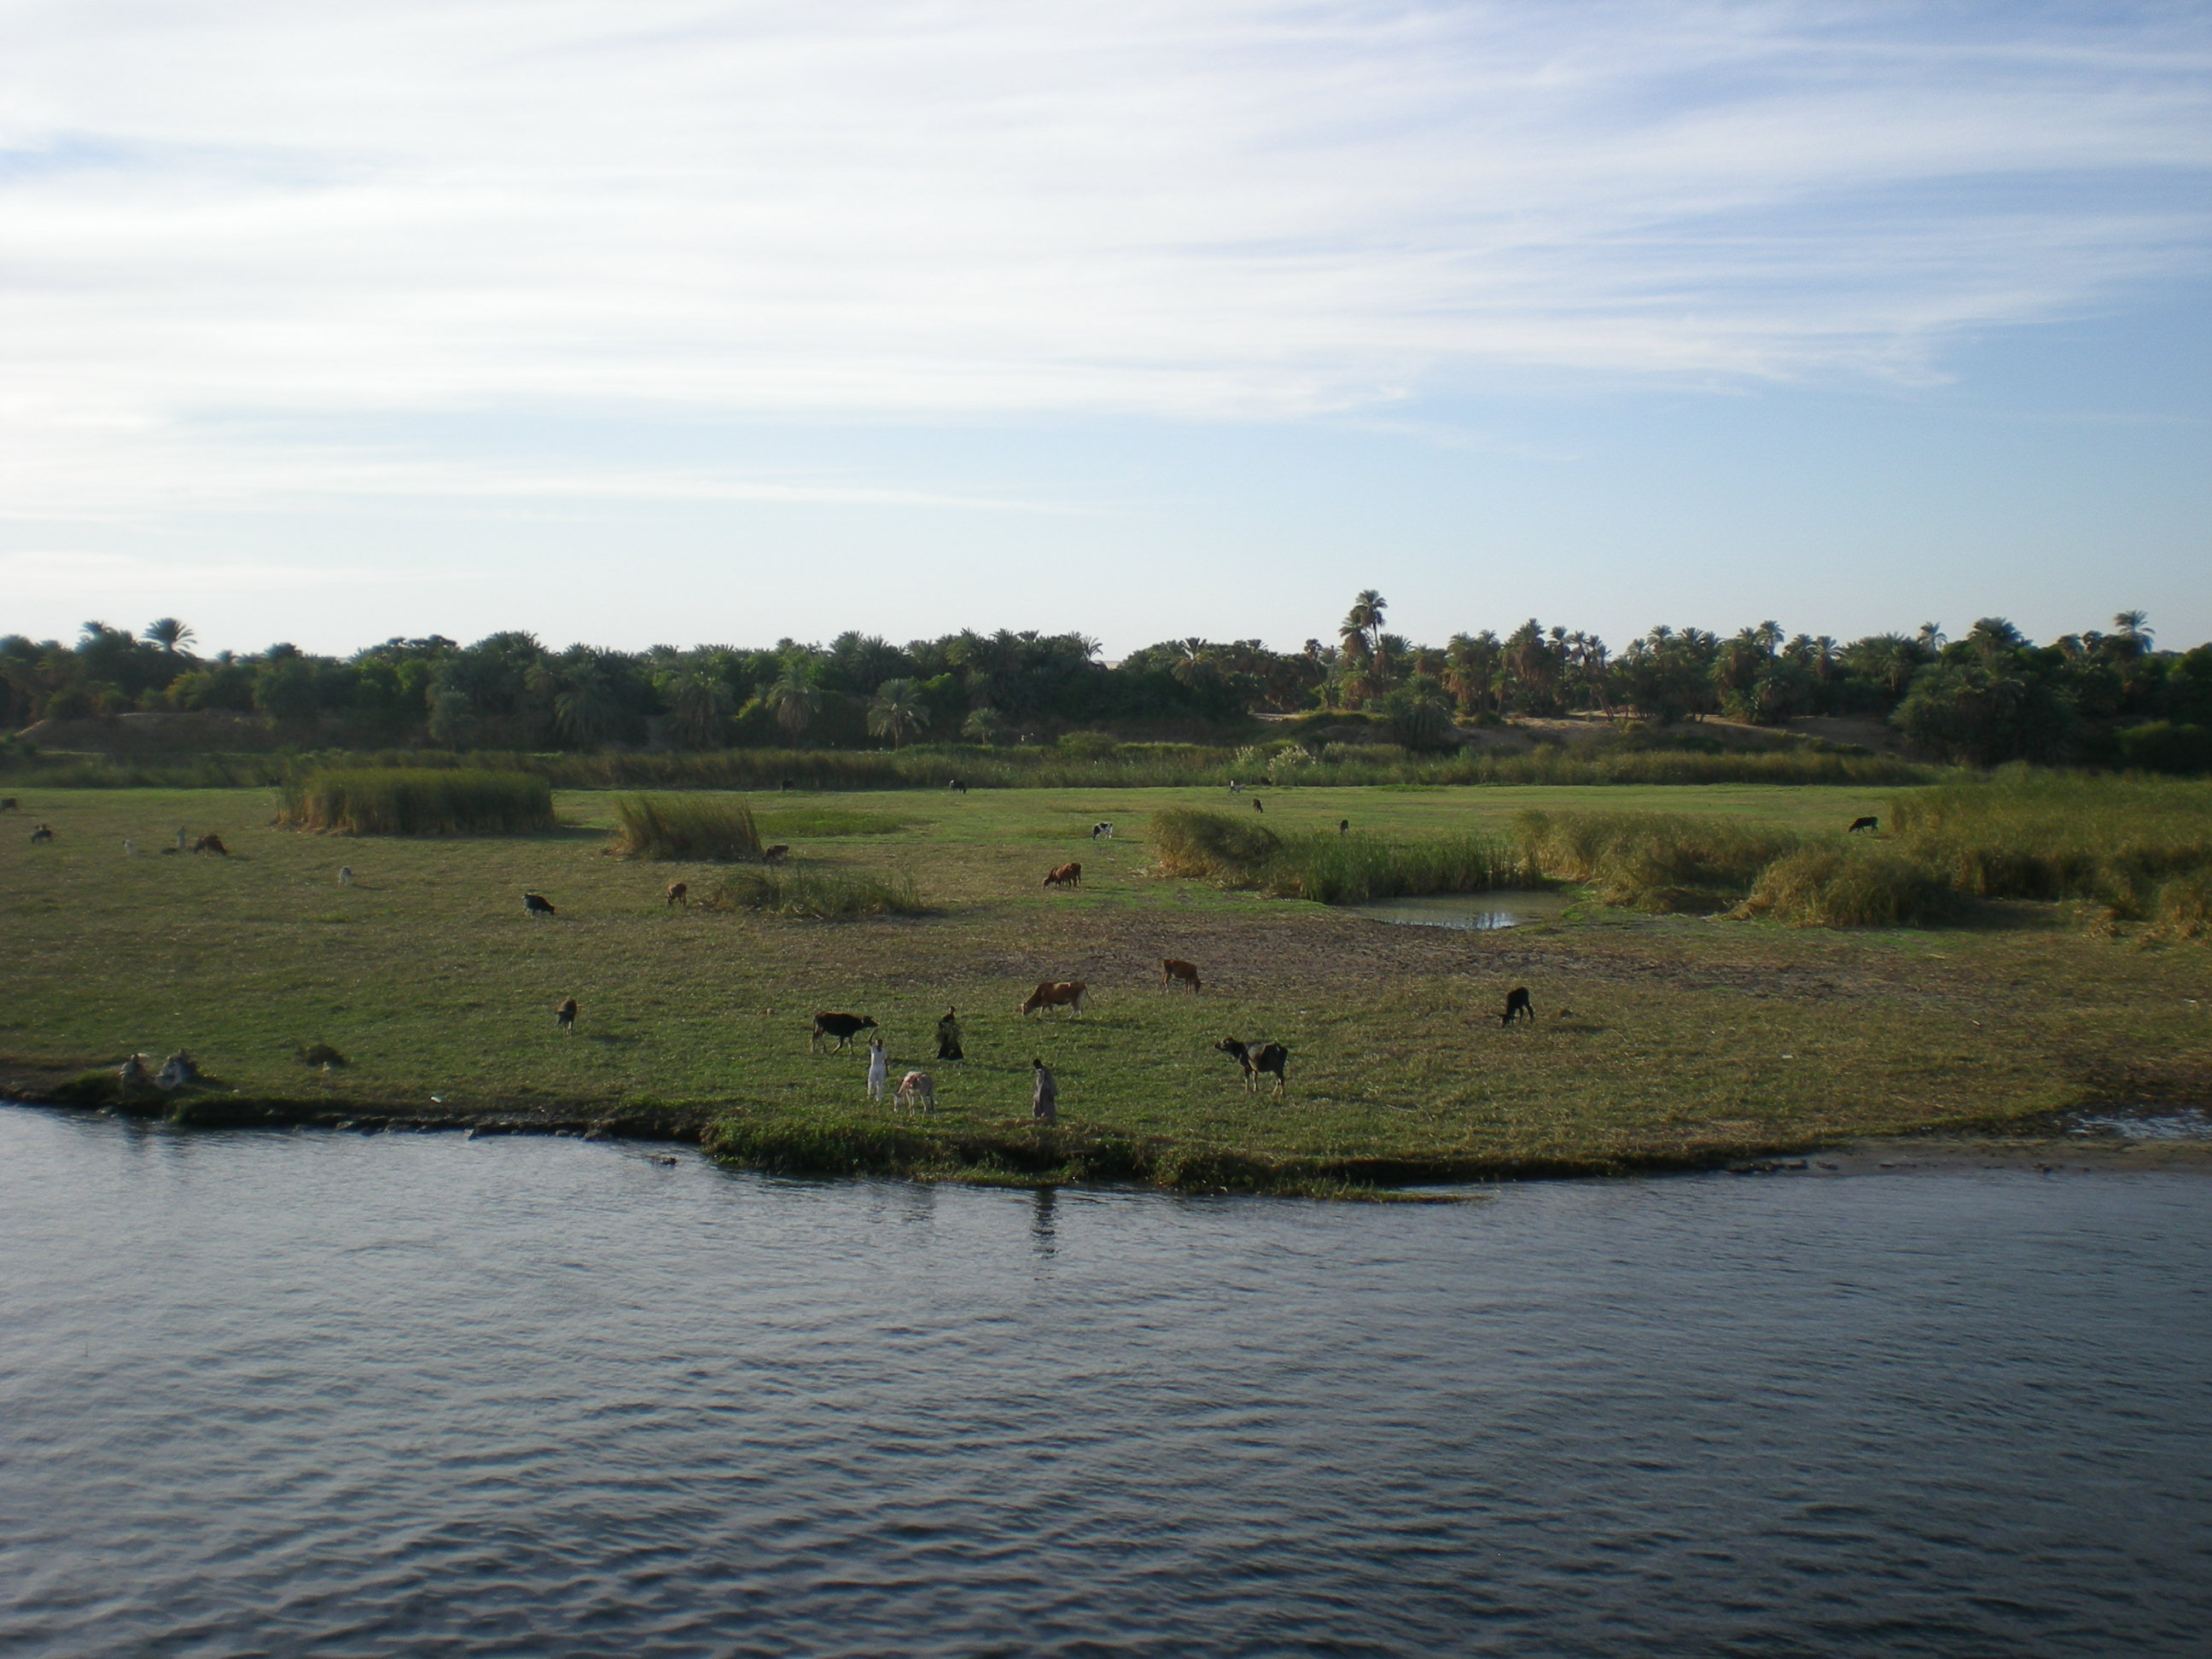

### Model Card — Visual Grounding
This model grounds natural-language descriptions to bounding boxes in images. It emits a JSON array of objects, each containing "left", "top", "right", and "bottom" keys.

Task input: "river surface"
[{"left": 3, "top": 1109, "right": 2208, "bottom": 1658}]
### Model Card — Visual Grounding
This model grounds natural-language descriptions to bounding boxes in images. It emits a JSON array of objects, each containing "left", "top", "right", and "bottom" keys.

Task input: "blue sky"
[{"left": 2, "top": 2, "right": 2207, "bottom": 656}]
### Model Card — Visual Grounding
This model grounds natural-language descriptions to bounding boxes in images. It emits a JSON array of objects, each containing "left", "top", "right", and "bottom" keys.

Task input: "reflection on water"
[
  {"left": 2, "top": 1108, "right": 2209, "bottom": 1658},
  {"left": 1350, "top": 887, "right": 1577, "bottom": 930},
  {"left": 2071, "top": 1107, "right": 2212, "bottom": 1142}
]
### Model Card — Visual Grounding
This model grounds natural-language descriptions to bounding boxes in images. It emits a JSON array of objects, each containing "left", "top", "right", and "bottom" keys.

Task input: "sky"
[{"left": 2, "top": 0, "right": 2208, "bottom": 659}]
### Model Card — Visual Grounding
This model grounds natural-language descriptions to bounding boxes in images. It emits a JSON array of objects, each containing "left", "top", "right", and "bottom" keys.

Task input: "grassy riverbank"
[{"left": 4, "top": 781, "right": 2208, "bottom": 1191}]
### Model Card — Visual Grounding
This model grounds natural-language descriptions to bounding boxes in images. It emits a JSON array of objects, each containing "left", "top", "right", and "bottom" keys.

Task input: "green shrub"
[
  {"left": 2151, "top": 872, "right": 2212, "bottom": 941},
  {"left": 608, "top": 793, "right": 762, "bottom": 861},
  {"left": 1516, "top": 810, "right": 1807, "bottom": 912},
  {"left": 281, "top": 769, "right": 553, "bottom": 835},
  {"left": 701, "top": 868, "right": 926, "bottom": 917},
  {"left": 1730, "top": 846, "right": 1959, "bottom": 928},
  {"left": 1150, "top": 807, "right": 1516, "bottom": 903}
]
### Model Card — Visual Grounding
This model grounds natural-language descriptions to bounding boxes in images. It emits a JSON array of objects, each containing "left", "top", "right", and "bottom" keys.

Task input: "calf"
[
  {"left": 1043, "top": 862, "right": 1083, "bottom": 888},
  {"left": 556, "top": 997, "right": 578, "bottom": 1033},
  {"left": 1161, "top": 958, "right": 1202, "bottom": 993},
  {"left": 1848, "top": 816, "right": 1879, "bottom": 835},
  {"left": 1019, "top": 980, "right": 1087, "bottom": 1016},
  {"left": 665, "top": 881, "right": 689, "bottom": 907},
  {"left": 1502, "top": 986, "right": 1534, "bottom": 1026},
  {"left": 193, "top": 832, "right": 228, "bottom": 855},
  {"left": 523, "top": 891, "right": 557, "bottom": 918},
  {"left": 1216, "top": 1038, "right": 1289, "bottom": 1098},
  {"left": 29, "top": 824, "right": 54, "bottom": 843},
  {"left": 810, "top": 1010, "right": 878, "bottom": 1052},
  {"left": 895, "top": 1070, "right": 936, "bottom": 1110}
]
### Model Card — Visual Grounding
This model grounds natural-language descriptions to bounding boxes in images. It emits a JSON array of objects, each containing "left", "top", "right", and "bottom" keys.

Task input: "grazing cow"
[
  {"left": 523, "top": 891, "right": 557, "bottom": 918},
  {"left": 936, "top": 1008, "right": 964, "bottom": 1062},
  {"left": 1848, "top": 816, "right": 1879, "bottom": 835},
  {"left": 762, "top": 845, "right": 790, "bottom": 864},
  {"left": 1161, "top": 958, "right": 1202, "bottom": 994},
  {"left": 866, "top": 1036, "right": 889, "bottom": 1101},
  {"left": 1032, "top": 1058, "right": 1057, "bottom": 1123},
  {"left": 665, "top": 881, "right": 689, "bottom": 907},
  {"left": 193, "top": 832, "right": 228, "bottom": 855},
  {"left": 29, "top": 824, "right": 54, "bottom": 844},
  {"left": 1502, "top": 986, "right": 1534, "bottom": 1026},
  {"left": 810, "top": 1011, "right": 878, "bottom": 1052},
  {"left": 0, "top": 797, "right": 16, "bottom": 811},
  {"left": 556, "top": 997, "right": 578, "bottom": 1033},
  {"left": 1216, "top": 1038, "right": 1289, "bottom": 1099},
  {"left": 339, "top": 866, "right": 354, "bottom": 888},
  {"left": 1043, "top": 862, "right": 1082, "bottom": 888},
  {"left": 1020, "top": 980, "right": 1087, "bottom": 1016},
  {"left": 896, "top": 1069, "right": 936, "bottom": 1110}
]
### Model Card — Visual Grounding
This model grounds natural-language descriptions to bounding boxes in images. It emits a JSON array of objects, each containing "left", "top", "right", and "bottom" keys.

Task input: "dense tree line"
[{"left": 5, "top": 599, "right": 2210, "bottom": 770}]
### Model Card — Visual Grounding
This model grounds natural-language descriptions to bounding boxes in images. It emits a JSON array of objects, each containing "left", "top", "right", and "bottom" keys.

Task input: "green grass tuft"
[
  {"left": 1150, "top": 807, "right": 1517, "bottom": 903},
  {"left": 701, "top": 867, "right": 927, "bottom": 918},
  {"left": 281, "top": 769, "right": 553, "bottom": 835}
]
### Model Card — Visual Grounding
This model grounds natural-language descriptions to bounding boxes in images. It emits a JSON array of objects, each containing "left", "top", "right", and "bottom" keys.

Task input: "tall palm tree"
[
  {"left": 765, "top": 661, "right": 822, "bottom": 740},
  {"left": 145, "top": 618, "right": 195, "bottom": 655},
  {"left": 865, "top": 678, "right": 928, "bottom": 748},
  {"left": 665, "top": 669, "right": 735, "bottom": 748},
  {"left": 554, "top": 661, "right": 620, "bottom": 748},
  {"left": 1342, "top": 591, "right": 1387, "bottom": 656}
]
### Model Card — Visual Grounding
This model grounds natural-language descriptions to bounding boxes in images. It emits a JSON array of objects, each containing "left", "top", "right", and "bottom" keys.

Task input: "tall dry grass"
[
  {"left": 1514, "top": 811, "right": 1807, "bottom": 913},
  {"left": 607, "top": 794, "right": 763, "bottom": 861},
  {"left": 701, "top": 869, "right": 925, "bottom": 918},
  {"left": 281, "top": 769, "right": 553, "bottom": 835},
  {"left": 1150, "top": 808, "right": 1518, "bottom": 903}
]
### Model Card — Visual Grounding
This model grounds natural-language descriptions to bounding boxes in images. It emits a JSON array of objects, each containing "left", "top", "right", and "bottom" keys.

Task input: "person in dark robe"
[{"left": 936, "top": 1008, "right": 964, "bottom": 1062}]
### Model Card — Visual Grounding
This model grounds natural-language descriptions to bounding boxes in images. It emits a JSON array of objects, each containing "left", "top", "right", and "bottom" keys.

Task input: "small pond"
[{"left": 1349, "top": 887, "right": 1577, "bottom": 931}]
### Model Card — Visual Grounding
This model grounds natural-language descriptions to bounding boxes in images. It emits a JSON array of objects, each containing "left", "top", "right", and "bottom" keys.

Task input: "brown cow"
[
  {"left": 1161, "top": 958, "right": 1202, "bottom": 993},
  {"left": 1019, "top": 980, "right": 1087, "bottom": 1016},
  {"left": 762, "top": 845, "right": 790, "bottom": 864},
  {"left": 1043, "top": 862, "right": 1082, "bottom": 888},
  {"left": 665, "top": 881, "right": 689, "bottom": 907},
  {"left": 193, "top": 832, "right": 228, "bottom": 855}
]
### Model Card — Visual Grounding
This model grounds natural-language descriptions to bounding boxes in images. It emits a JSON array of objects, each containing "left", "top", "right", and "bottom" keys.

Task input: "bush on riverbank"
[
  {"left": 701, "top": 868, "right": 926, "bottom": 918},
  {"left": 1728, "top": 846, "right": 1960, "bottom": 928},
  {"left": 1515, "top": 811, "right": 1807, "bottom": 913},
  {"left": 280, "top": 769, "right": 554, "bottom": 835},
  {"left": 1150, "top": 808, "right": 1517, "bottom": 903},
  {"left": 607, "top": 794, "right": 763, "bottom": 861}
]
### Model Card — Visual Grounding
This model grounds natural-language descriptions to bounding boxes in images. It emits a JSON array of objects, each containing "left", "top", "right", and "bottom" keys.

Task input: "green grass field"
[{"left": 4, "top": 781, "right": 2209, "bottom": 1190}]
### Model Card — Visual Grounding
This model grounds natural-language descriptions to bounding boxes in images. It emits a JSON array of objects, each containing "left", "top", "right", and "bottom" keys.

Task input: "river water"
[{"left": 3, "top": 1110, "right": 2207, "bottom": 1657}]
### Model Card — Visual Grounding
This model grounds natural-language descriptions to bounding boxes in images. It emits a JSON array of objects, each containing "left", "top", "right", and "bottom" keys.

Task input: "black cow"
[
  {"left": 1502, "top": 987, "right": 1534, "bottom": 1026},
  {"left": 556, "top": 997, "right": 578, "bottom": 1033},
  {"left": 523, "top": 891, "right": 557, "bottom": 918},
  {"left": 811, "top": 1011, "right": 878, "bottom": 1052},
  {"left": 1848, "top": 816, "right": 1879, "bottom": 835},
  {"left": 1216, "top": 1037, "right": 1289, "bottom": 1099},
  {"left": 29, "top": 823, "right": 54, "bottom": 843}
]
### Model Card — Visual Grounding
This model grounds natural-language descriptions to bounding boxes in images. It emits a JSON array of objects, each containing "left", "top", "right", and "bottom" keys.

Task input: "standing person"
[
  {"left": 866, "top": 1035, "right": 889, "bottom": 1102},
  {"left": 1031, "top": 1058, "right": 1057, "bottom": 1124},
  {"left": 936, "top": 1008, "right": 964, "bottom": 1062}
]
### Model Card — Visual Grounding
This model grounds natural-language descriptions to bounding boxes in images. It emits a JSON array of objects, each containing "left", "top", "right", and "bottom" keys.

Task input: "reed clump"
[
  {"left": 1150, "top": 808, "right": 1517, "bottom": 903},
  {"left": 281, "top": 769, "right": 553, "bottom": 835},
  {"left": 608, "top": 794, "right": 763, "bottom": 861},
  {"left": 701, "top": 868, "right": 926, "bottom": 918},
  {"left": 1729, "top": 846, "right": 1960, "bottom": 928},
  {"left": 1516, "top": 811, "right": 1807, "bottom": 913}
]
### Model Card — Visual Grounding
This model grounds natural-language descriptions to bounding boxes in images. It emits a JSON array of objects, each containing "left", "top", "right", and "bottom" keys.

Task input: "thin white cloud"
[
  {"left": 0, "top": 1, "right": 2206, "bottom": 516},
  {"left": 0, "top": 550, "right": 457, "bottom": 597}
]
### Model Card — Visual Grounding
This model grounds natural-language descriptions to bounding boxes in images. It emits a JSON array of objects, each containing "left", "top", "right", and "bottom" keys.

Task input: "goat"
[
  {"left": 193, "top": 832, "right": 228, "bottom": 855},
  {"left": 1091, "top": 821, "right": 1115, "bottom": 840},
  {"left": 895, "top": 1069, "right": 936, "bottom": 1110},
  {"left": 762, "top": 845, "right": 790, "bottom": 864},
  {"left": 1032, "top": 1058, "right": 1057, "bottom": 1123},
  {"left": 1848, "top": 816, "right": 1879, "bottom": 835},
  {"left": 1502, "top": 986, "right": 1534, "bottom": 1025},
  {"left": 1043, "top": 862, "right": 1082, "bottom": 888},
  {"left": 339, "top": 866, "right": 355, "bottom": 888},
  {"left": 523, "top": 891, "right": 557, "bottom": 918},
  {"left": 556, "top": 997, "right": 578, "bottom": 1033},
  {"left": 1216, "top": 1038, "right": 1289, "bottom": 1099},
  {"left": 948, "top": 777, "right": 969, "bottom": 795},
  {"left": 665, "top": 881, "right": 689, "bottom": 907},
  {"left": 810, "top": 1011, "right": 878, "bottom": 1052},
  {"left": 1020, "top": 980, "right": 1087, "bottom": 1016},
  {"left": 1253, "top": 799, "right": 1265, "bottom": 813},
  {"left": 1161, "top": 958, "right": 1202, "bottom": 993},
  {"left": 29, "top": 824, "right": 54, "bottom": 844}
]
